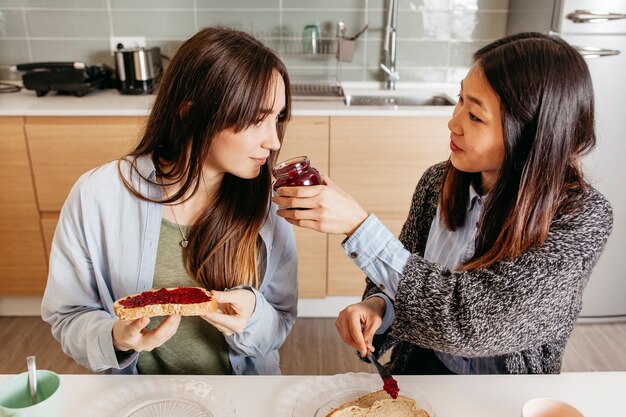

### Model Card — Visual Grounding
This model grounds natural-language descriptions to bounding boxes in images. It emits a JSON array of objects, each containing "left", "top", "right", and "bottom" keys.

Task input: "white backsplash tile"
[{"left": 1, "top": 0, "right": 509, "bottom": 83}]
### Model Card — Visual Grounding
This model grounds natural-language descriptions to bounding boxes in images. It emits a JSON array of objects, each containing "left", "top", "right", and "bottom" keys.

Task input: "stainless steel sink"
[{"left": 344, "top": 94, "right": 455, "bottom": 107}]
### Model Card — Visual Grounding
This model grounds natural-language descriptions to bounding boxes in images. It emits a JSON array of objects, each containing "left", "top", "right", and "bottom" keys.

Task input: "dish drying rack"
[
  {"left": 280, "top": 20, "right": 365, "bottom": 102},
  {"left": 291, "top": 81, "right": 344, "bottom": 102}
]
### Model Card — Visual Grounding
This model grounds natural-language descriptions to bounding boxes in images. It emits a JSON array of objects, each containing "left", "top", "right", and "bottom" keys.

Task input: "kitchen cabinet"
[
  {"left": 26, "top": 116, "right": 144, "bottom": 212},
  {"left": 279, "top": 117, "right": 329, "bottom": 298},
  {"left": 0, "top": 114, "right": 450, "bottom": 298},
  {"left": 26, "top": 116, "right": 144, "bottom": 265},
  {"left": 22, "top": 116, "right": 330, "bottom": 298},
  {"left": 327, "top": 116, "right": 450, "bottom": 295},
  {"left": 0, "top": 117, "right": 47, "bottom": 295}
]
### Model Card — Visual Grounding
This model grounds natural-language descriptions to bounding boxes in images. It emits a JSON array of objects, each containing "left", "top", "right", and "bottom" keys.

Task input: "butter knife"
[{"left": 367, "top": 352, "right": 399, "bottom": 399}]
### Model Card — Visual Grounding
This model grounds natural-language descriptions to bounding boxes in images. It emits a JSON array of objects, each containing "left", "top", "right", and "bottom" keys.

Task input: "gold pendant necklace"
[
  {"left": 169, "top": 205, "right": 189, "bottom": 248},
  {"left": 162, "top": 180, "right": 189, "bottom": 249},
  {"left": 162, "top": 175, "right": 210, "bottom": 249}
]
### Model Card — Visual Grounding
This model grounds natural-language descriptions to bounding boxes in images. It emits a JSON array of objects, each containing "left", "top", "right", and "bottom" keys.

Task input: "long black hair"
[{"left": 440, "top": 32, "right": 596, "bottom": 270}]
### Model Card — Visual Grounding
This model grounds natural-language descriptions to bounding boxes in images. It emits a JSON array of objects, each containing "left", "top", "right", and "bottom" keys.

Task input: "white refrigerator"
[{"left": 507, "top": 0, "right": 626, "bottom": 321}]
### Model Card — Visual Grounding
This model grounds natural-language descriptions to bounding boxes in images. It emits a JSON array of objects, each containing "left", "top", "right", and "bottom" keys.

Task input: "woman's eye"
[
  {"left": 276, "top": 113, "right": 285, "bottom": 124},
  {"left": 457, "top": 93, "right": 463, "bottom": 103},
  {"left": 469, "top": 112, "right": 481, "bottom": 122}
]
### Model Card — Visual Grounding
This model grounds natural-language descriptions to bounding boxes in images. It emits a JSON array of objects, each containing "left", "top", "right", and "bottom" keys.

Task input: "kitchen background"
[
  {"left": 0, "top": 0, "right": 624, "bottom": 376},
  {"left": 0, "top": 0, "right": 509, "bottom": 83}
]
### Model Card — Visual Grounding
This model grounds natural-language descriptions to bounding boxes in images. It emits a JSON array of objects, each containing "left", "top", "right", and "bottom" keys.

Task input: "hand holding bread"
[
  {"left": 112, "top": 286, "right": 217, "bottom": 352},
  {"left": 111, "top": 286, "right": 256, "bottom": 353},
  {"left": 201, "top": 289, "right": 257, "bottom": 336},
  {"left": 112, "top": 314, "right": 181, "bottom": 352}
]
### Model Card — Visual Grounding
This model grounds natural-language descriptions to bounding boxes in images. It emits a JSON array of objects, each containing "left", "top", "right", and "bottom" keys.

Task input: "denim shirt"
[
  {"left": 41, "top": 155, "right": 298, "bottom": 375},
  {"left": 342, "top": 185, "right": 506, "bottom": 374}
]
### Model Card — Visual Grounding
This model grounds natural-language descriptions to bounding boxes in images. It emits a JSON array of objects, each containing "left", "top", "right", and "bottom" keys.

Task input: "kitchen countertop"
[
  {"left": 0, "top": 372, "right": 623, "bottom": 416},
  {"left": 0, "top": 83, "right": 457, "bottom": 117}
]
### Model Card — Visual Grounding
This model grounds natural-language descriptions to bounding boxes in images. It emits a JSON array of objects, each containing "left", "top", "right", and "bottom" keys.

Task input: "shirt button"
[
  {"left": 379, "top": 284, "right": 385, "bottom": 291},
  {"left": 236, "top": 365, "right": 241, "bottom": 371},
  {"left": 350, "top": 252, "right": 358, "bottom": 259}
]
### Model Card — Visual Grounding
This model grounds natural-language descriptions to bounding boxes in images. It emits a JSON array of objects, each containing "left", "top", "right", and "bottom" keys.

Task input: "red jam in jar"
[{"left": 272, "top": 156, "right": 322, "bottom": 191}]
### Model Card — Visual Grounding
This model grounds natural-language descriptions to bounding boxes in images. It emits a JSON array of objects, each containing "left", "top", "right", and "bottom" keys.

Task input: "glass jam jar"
[{"left": 272, "top": 156, "right": 322, "bottom": 191}]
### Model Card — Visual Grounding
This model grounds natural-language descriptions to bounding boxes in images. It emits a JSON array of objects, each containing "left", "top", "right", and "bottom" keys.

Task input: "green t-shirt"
[{"left": 136, "top": 219, "right": 232, "bottom": 375}]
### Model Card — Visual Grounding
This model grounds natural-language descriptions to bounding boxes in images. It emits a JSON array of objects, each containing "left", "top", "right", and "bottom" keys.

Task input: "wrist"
[
  {"left": 364, "top": 296, "right": 386, "bottom": 316},
  {"left": 112, "top": 322, "right": 130, "bottom": 352},
  {"left": 345, "top": 210, "right": 369, "bottom": 237}
]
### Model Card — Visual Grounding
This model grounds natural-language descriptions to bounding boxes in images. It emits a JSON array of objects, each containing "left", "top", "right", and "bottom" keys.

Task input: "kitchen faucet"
[{"left": 380, "top": 0, "right": 399, "bottom": 90}]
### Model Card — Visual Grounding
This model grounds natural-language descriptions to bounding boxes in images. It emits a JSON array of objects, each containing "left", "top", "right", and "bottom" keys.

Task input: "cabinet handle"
[
  {"left": 567, "top": 10, "right": 626, "bottom": 23},
  {"left": 575, "top": 46, "right": 621, "bottom": 59}
]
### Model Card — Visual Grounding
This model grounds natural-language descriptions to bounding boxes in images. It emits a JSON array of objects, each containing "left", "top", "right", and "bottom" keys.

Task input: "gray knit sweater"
[{"left": 366, "top": 162, "right": 613, "bottom": 374}]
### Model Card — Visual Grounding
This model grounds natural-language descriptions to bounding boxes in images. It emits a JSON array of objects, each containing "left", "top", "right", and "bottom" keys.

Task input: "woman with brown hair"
[
  {"left": 273, "top": 32, "right": 613, "bottom": 374},
  {"left": 42, "top": 26, "right": 296, "bottom": 375}
]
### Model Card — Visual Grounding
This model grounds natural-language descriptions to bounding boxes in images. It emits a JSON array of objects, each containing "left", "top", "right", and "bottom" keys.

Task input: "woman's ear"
[{"left": 179, "top": 101, "right": 193, "bottom": 119}]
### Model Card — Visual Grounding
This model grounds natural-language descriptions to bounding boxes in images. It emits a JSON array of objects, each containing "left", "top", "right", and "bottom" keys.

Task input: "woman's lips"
[
  {"left": 450, "top": 140, "right": 462, "bottom": 152},
  {"left": 250, "top": 157, "right": 268, "bottom": 165}
]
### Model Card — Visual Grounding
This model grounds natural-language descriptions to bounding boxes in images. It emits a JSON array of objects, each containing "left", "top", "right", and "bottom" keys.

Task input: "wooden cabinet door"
[
  {"left": 0, "top": 117, "right": 47, "bottom": 295},
  {"left": 281, "top": 117, "right": 329, "bottom": 298},
  {"left": 40, "top": 212, "right": 59, "bottom": 261},
  {"left": 328, "top": 116, "right": 450, "bottom": 295},
  {"left": 25, "top": 116, "right": 145, "bottom": 212}
]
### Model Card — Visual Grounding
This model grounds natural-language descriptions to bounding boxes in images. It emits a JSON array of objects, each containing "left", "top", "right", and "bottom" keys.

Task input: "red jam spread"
[
  {"left": 272, "top": 156, "right": 322, "bottom": 191},
  {"left": 383, "top": 376, "right": 399, "bottom": 399},
  {"left": 119, "top": 287, "right": 211, "bottom": 308}
]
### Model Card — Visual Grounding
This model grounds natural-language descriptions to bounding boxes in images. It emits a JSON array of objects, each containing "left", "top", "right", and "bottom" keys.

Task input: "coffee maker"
[{"left": 114, "top": 47, "right": 162, "bottom": 94}]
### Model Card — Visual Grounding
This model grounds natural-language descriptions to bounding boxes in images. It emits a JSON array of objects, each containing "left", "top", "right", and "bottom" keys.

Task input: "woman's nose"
[
  {"left": 264, "top": 123, "right": 281, "bottom": 151},
  {"left": 448, "top": 105, "right": 462, "bottom": 135}
]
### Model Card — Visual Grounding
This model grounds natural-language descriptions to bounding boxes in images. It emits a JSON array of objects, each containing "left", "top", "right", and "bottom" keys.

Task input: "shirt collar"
[
  {"left": 468, "top": 183, "right": 482, "bottom": 211},
  {"left": 135, "top": 154, "right": 157, "bottom": 181}
]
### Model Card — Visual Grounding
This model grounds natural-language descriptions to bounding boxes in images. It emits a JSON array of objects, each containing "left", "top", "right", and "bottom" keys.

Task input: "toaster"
[{"left": 12, "top": 62, "right": 113, "bottom": 97}]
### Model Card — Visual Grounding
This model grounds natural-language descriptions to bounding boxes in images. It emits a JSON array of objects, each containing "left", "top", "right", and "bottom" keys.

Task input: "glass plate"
[
  {"left": 91, "top": 377, "right": 236, "bottom": 417},
  {"left": 286, "top": 373, "right": 433, "bottom": 417}
]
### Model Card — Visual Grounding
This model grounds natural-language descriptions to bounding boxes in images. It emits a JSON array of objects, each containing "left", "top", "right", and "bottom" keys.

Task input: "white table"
[{"left": 1, "top": 372, "right": 624, "bottom": 417}]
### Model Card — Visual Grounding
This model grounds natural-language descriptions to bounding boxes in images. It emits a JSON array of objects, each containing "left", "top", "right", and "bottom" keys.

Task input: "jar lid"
[{"left": 272, "top": 156, "right": 310, "bottom": 177}]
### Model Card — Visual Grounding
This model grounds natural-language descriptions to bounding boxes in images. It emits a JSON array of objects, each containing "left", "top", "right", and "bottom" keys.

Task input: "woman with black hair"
[
  {"left": 42, "top": 26, "right": 297, "bottom": 375},
  {"left": 274, "top": 32, "right": 613, "bottom": 374}
]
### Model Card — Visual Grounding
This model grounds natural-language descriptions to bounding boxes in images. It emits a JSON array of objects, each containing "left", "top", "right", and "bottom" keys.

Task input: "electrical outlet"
[{"left": 109, "top": 36, "right": 146, "bottom": 55}]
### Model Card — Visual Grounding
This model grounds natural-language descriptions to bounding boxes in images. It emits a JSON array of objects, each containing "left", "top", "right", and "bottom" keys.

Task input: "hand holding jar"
[{"left": 272, "top": 156, "right": 369, "bottom": 236}]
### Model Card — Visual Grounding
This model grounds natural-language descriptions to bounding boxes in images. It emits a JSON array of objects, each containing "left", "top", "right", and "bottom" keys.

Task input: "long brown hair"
[
  {"left": 119, "top": 26, "right": 291, "bottom": 289},
  {"left": 440, "top": 32, "right": 596, "bottom": 270}
]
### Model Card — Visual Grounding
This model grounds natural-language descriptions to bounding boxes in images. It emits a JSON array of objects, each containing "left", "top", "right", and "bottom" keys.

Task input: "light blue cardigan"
[{"left": 41, "top": 155, "right": 298, "bottom": 375}]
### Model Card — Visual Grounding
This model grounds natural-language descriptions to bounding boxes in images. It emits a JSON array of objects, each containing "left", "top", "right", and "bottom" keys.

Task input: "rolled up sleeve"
[{"left": 342, "top": 214, "right": 410, "bottom": 300}]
